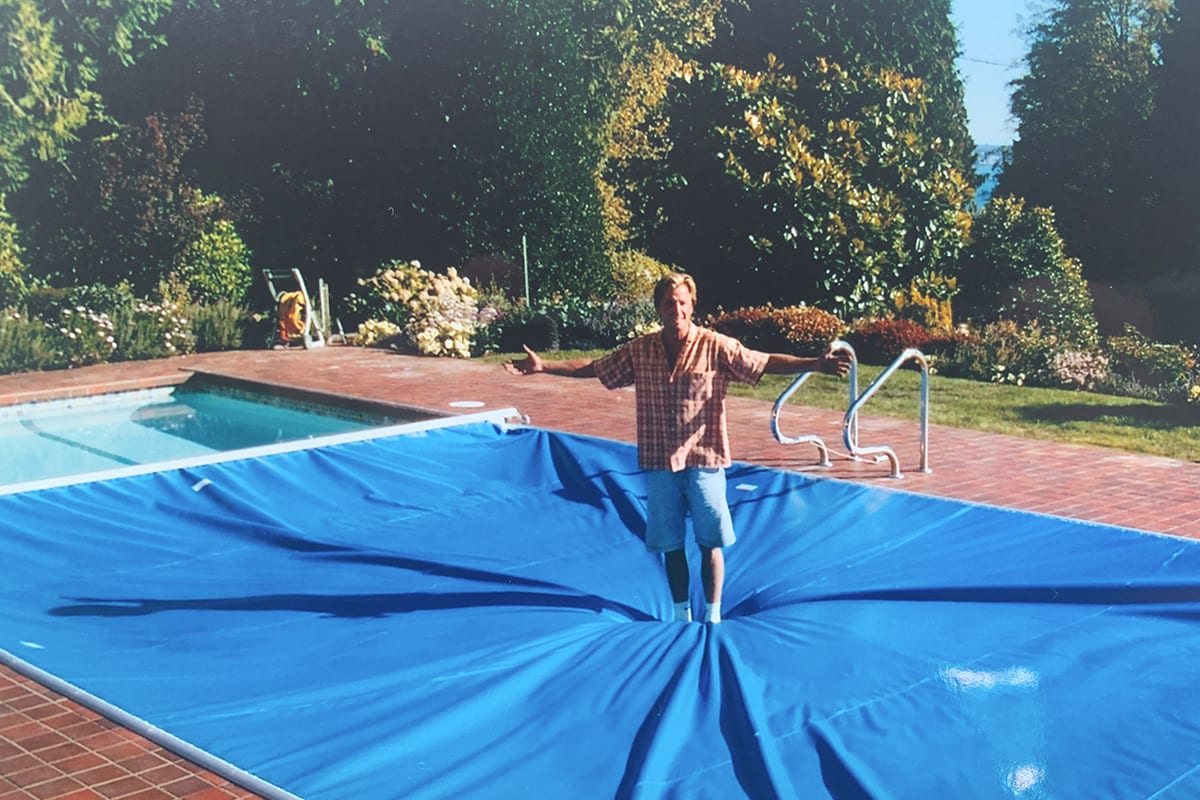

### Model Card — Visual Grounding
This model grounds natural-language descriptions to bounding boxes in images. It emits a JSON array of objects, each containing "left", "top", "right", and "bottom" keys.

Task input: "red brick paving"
[{"left": 2, "top": 346, "right": 1199, "bottom": 797}]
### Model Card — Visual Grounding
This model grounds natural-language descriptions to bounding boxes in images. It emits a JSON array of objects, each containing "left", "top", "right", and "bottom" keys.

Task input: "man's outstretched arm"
[
  {"left": 504, "top": 345, "right": 598, "bottom": 378},
  {"left": 764, "top": 348, "right": 851, "bottom": 377}
]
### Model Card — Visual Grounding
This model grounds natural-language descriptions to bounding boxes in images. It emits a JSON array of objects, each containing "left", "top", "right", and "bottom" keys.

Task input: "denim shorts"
[{"left": 644, "top": 467, "right": 736, "bottom": 553}]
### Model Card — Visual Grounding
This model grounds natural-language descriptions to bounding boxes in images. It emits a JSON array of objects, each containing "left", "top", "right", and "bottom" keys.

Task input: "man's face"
[{"left": 657, "top": 283, "right": 694, "bottom": 337}]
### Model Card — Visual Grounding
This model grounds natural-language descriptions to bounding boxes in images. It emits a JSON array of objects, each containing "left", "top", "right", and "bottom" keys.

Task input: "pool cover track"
[{"left": 3, "top": 420, "right": 1200, "bottom": 798}]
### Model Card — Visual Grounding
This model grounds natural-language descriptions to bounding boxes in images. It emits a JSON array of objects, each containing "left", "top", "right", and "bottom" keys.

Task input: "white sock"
[
  {"left": 673, "top": 601, "right": 692, "bottom": 622},
  {"left": 705, "top": 601, "right": 722, "bottom": 624}
]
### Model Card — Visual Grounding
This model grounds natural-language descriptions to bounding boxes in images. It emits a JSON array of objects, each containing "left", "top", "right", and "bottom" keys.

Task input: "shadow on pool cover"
[{"left": 3, "top": 422, "right": 1200, "bottom": 799}]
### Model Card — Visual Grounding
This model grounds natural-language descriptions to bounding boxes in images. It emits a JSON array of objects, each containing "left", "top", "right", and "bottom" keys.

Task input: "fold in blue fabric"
[{"left": 3, "top": 422, "right": 1200, "bottom": 799}]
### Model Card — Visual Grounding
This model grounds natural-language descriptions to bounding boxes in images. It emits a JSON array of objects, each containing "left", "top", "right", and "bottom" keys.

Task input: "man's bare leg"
[
  {"left": 700, "top": 546, "right": 724, "bottom": 623},
  {"left": 665, "top": 549, "right": 691, "bottom": 621}
]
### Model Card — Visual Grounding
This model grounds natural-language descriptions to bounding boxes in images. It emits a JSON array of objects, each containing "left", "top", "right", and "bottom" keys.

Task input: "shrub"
[
  {"left": 1101, "top": 325, "right": 1197, "bottom": 403},
  {"left": 959, "top": 196, "right": 1099, "bottom": 347},
  {"left": 847, "top": 318, "right": 937, "bottom": 365},
  {"left": 706, "top": 305, "right": 846, "bottom": 356},
  {"left": 21, "top": 285, "right": 71, "bottom": 321},
  {"left": 355, "top": 319, "right": 404, "bottom": 348},
  {"left": 489, "top": 291, "right": 660, "bottom": 352},
  {"left": 175, "top": 216, "right": 253, "bottom": 305},
  {"left": 936, "top": 319, "right": 1061, "bottom": 387},
  {"left": 892, "top": 274, "right": 956, "bottom": 332},
  {"left": 0, "top": 312, "right": 57, "bottom": 374},
  {"left": 192, "top": 299, "right": 249, "bottom": 352},
  {"left": 0, "top": 197, "right": 27, "bottom": 309},
  {"left": 563, "top": 296, "right": 660, "bottom": 349}
]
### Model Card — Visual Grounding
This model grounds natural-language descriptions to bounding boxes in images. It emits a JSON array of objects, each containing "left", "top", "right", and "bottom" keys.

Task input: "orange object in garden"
[{"left": 276, "top": 291, "right": 307, "bottom": 343}]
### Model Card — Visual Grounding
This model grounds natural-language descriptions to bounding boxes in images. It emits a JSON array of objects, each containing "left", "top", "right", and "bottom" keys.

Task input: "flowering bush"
[
  {"left": 408, "top": 267, "right": 479, "bottom": 358},
  {"left": 355, "top": 319, "right": 403, "bottom": 348},
  {"left": 412, "top": 318, "right": 473, "bottom": 358},
  {"left": 53, "top": 306, "right": 117, "bottom": 367},
  {"left": 134, "top": 298, "right": 194, "bottom": 356},
  {"left": 1050, "top": 349, "right": 1110, "bottom": 391},
  {"left": 350, "top": 260, "right": 483, "bottom": 358}
]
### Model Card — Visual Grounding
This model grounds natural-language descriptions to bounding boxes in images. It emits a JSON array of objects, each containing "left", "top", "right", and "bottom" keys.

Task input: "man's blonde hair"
[{"left": 653, "top": 272, "right": 697, "bottom": 307}]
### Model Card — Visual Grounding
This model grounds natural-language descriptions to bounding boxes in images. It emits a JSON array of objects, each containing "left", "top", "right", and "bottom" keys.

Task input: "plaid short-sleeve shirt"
[{"left": 593, "top": 326, "right": 770, "bottom": 471}]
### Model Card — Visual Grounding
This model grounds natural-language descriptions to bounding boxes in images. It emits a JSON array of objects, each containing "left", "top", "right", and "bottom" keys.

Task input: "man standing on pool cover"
[{"left": 505, "top": 273, "right": 850, "bottom": 623}]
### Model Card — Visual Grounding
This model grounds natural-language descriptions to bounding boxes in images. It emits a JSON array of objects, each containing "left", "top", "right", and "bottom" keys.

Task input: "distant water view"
[{"left": 973, "top": 144, "right": 1006, "bottom": 208}]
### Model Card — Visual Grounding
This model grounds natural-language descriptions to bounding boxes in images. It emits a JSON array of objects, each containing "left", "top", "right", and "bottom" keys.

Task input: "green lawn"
[{"left": 488, "top": 351, "right": 1200, "bottom": 462}]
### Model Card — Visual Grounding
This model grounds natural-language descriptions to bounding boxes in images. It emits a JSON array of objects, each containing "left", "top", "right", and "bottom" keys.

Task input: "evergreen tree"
[
  {"left": 1144, "top": 0, "right": 1200, "bottom": 275},
  {"left": 999, "top": 0, "right": 1171, "bottom": 283}
]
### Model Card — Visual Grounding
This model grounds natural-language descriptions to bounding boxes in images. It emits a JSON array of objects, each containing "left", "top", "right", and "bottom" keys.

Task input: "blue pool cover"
[{"left": 3, "top": 422, "right": 1200, "bottom": 799}]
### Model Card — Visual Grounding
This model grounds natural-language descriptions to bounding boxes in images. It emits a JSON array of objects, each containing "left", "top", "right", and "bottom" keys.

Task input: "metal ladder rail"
[
  {"left": 842, "top": 348, "right": 931, "bottom": 479},
  {"left": 770, "top": 340, "right": 860, "bottom": 467}
]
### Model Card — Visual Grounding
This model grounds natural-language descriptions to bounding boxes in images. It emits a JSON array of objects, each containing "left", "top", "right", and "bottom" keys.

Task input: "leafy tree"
[
  {"left": 19, "top": 98, "right": 249, "bottom": 298},
  {"left": 644, "top": 0, "right": 974, "bottom": 314},
  {"left": 86, "top": 0, "right": 719, "bottom": 303},
  {"left": 79, "top": 0, "right": 402, "bottom": 301},
  {"left": 706, "top": 0, "right": 973, "bottom": 173},
  {"left": 0, "top": 0, "right": 173, "bottom": 193},
  {"left": 999, "top": 0, "right": 1172, "bottom": 282},
  {"left": 434, "top": 0, "right": 722, "bottom": 300},
  {"left": 1, "top": 0, "right": 173, "bottom": 296},
  {"left": 0, "top": 195, "right": 25, "bottom": 306},
  {"left": 650, "top": 54, "right": 973, "bottom": 317}
]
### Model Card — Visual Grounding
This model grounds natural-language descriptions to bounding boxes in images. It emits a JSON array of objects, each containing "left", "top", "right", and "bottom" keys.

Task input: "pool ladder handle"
[
  {"left": 841, "top": 347, "right": 931, "bottom": 479},
  {"left": 771, "top": 341, "right": 931, "bottom": 479},
  {"left": 770, "top": 340, "right": 861, "bottom": 468}
]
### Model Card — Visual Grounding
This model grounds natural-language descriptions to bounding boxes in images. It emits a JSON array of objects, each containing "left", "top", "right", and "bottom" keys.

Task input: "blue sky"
[{"left": 952, "top": 0, "right": 1037, "bottom": 145}]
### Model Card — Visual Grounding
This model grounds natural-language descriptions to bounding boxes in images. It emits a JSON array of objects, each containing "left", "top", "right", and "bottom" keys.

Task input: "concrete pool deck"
[{"left": 2, "top": 345, "right": 1198, "bottom": 798}]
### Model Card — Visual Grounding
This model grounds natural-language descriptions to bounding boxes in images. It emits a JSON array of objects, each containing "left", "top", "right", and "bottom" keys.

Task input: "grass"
[{"left": 485, "top": 351, "right": 1200, "bottom": 462}]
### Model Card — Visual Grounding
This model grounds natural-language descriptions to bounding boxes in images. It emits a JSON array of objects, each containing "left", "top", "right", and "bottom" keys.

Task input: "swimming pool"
[
  {"left": 0, "top": 378, "right": 438, "bottom": 491},
  {"left": 2, "top": 420, "right": 1199, "bottom": 799}
]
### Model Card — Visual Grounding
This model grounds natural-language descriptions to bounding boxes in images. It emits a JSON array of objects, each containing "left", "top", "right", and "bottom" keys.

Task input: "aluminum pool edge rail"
[{"left": 1, "top": 406, "right": 523, "bottom": 496}]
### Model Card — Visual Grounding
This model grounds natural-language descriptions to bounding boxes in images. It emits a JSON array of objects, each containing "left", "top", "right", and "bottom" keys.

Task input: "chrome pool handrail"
[
  {"left": 770, "top": 339, "right": 859, "bottom": 467},
  {"left": 842, "top": 348, "right": 931, "bottom": 479}
]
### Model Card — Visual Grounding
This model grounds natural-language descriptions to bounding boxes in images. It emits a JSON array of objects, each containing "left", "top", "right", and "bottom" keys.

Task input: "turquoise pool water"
[{"left": 0, "top": 382, "right": 427, "bottom": 489}]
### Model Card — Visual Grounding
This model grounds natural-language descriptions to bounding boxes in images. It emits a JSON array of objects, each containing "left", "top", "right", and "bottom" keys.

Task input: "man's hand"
[
  {"left": 504, "top": 345, "right": 543, "bottom": 375},
  {"left": 820, "top": 349, "right": 852, "bottom": 377}
]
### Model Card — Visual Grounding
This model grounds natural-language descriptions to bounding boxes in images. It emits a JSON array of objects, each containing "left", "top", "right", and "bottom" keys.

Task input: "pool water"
[{"left": 0, "top": 383, "right": 424, "bottom": 488}]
